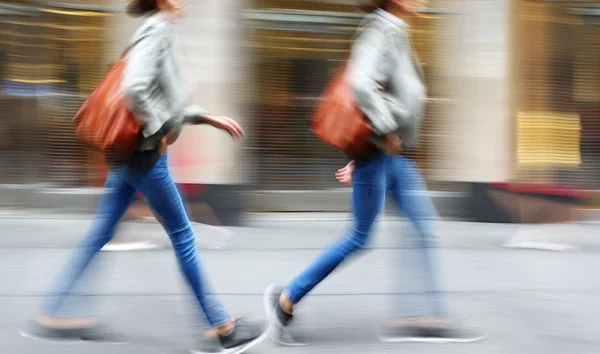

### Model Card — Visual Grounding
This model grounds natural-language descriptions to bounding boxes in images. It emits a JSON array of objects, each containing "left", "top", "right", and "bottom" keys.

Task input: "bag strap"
[
  {"left": 120, "top": 45, "right": 133, "bottom": 60},
  {"left": 119, "top": 39, "right": 139, "bottom": 60},
  {"left": 119, "top": 23, "right": 152, "bottom": 60}
]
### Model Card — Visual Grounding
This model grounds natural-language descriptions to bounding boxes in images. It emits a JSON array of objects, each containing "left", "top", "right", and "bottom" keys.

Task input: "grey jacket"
[
  {"left": 122, "top": 11, "right": 207, "bottom": 151},
  {"left": 349, "top": 10, "right": 427, "bottom": 150}
]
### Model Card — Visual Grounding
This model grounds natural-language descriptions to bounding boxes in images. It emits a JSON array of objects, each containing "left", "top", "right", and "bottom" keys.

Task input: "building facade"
[{"left": 0, "top": 0, "right": 599, "bottom": 216}]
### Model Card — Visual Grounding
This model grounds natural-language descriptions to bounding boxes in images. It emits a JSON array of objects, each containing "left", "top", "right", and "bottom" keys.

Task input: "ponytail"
[
  {"left": 358, "top": 0, "right": 390, "bottom": 13},
  {"left": 126, "top": 0, "right": 158, "bottom": 17}
]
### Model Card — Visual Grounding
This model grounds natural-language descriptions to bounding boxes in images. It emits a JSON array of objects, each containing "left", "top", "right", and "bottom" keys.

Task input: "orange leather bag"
[
  {"left": 311, "top": 62, "right": 374, "bottom": 158},
  {"left": 73, "top": 52, "right": 142, "bottom": 162}
]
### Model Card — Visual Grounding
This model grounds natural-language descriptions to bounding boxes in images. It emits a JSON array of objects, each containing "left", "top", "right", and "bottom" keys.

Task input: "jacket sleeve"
[
  {"left": 182, "top": 105, "right": 210, "bottom": 125},
  {"left": 382, "top": 91, "right": 414, "bottom": 130},
  {"left": 349, "top": 26, "right": 409, "bottom": 136},
  {"left": 122, "top": 22, "right": 172, "bottom": 137},
  {"left": 149, "top": 105, "right": 211, "bottom": 146}
]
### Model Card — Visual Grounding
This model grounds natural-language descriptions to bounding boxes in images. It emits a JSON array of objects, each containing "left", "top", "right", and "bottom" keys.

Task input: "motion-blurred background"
[
  {"left": 2, "top": 3, "right": 600, "bottom": 354},
  {"left": 0, "top": 0, "right": 599, "bottom": 227}
]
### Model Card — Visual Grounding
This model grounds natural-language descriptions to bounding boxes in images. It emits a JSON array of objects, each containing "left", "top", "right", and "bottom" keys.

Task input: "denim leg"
[
  {"left": 42, "top": 168, "right": 136, "bottom": 318},
  {"left": 134, "top": 155, "right": 230, "bottom": 327},
  {"left": 386, "top": 156, "right": 445, "bottom": 318},
  {"left": 286, "top": 153, "right": 387, "bottom": 304}
]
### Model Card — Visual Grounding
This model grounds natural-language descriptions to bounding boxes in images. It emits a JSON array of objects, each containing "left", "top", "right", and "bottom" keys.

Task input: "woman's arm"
[
  {"left": 350, "top": 25, "right": 417, "bottom": 135},
  {"left": 182, "top": 105, "right": 210, "bottom": 125},
  {"left": 122, "top": 22, "right": 172, "bottom": 135},
  {"left": 350, "top": 26, "right": 407, "bottom": 136},
  {"left": 383, "top": 32, "right": 424, "bottom": 130},
  {"left": 159, "top": 106, "right": 210, "bottom": 145}
]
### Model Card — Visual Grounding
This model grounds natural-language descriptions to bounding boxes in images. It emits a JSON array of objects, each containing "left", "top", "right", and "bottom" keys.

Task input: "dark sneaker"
[
  {"left": 78, "top": 324, "right": 129, "bottom": 344},
  {"left": 378, "top": 324, "right": 484, "bottom": 343},
  {"left": 20, "top": 321, "right": 81, "bottom": 344},
  {"left": 191, "top": 318, "right": 268, "bottom": 354},
  {"left": 191, "top": 335, "right": 225, "bottom": 354},
  {"left": 263, "top": 284, "right": 310, "bottom": 347},
  {"left": 20, "top": 321, "right": 128, "bottom": 345}
]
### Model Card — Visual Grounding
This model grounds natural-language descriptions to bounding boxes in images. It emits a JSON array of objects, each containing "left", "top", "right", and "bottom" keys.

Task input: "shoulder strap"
[
  {"left": 119, "top": 20, "right": 154, "bottom": 60},
  {"left": 119, "top": 34, "right": 144, "bottom": 60},
  {"left": 119, "top": 44, "right": 134, "bottom": 60}
]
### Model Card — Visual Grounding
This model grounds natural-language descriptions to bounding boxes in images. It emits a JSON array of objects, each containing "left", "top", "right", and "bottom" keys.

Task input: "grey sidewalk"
[
  {"left": 1, "top": 215, "right": 600, "bottom": 353},
  {"left": 0, "top": 211, "right": 599, "bottom": 251}
]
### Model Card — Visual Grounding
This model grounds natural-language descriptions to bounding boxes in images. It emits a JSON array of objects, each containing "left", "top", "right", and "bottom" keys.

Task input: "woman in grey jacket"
[
  {"left": 263, "top": 0, "right": 481, "bottom": 345},
  {"left": 22, "top": 1, "right": 267, "bottom": 352}
]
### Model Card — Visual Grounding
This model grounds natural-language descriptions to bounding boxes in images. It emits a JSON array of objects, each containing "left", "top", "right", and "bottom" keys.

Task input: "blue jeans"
[
  {"left": 285, "top": 153, "right": 445, "bottom": 318},
  {"left": 386, "top": 155, "right": 445, "bottom": 318},
  {"left": 42, "top": 155, "right": 230, "bottom": 327}
]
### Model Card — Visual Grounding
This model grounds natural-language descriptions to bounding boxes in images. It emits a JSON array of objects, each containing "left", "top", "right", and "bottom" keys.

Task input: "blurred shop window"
[
  {"left": 245, "top": 5, "right": 457, "bottom": 190},
  {"left": 0, "top": 50, "right": 7, "bottom": 158},
  {"left": 289, "top": 59, "right": 329, "bottom": 96},
  {"left": 57, "top": 52, "right": 80, "bottom": 94},
  {"left": 288, "top": 58, "right": 330, "bottom": 152},
  {"left": 0, "top": 51, "right": 5, "bottom": 86}
]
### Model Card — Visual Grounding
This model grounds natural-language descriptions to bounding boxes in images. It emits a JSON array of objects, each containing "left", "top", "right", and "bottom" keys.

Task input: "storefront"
[
  {"left": 1, "top": 0, "right": 599, "bottom": 218},
  {"left": 242, "top": 1, "right": 464, "bottom": 211},
  {"left": 243, "top": 0, "right": 600, "bottom": 214},
  {"left": 0, "top": 1, "right": 113, "bottom": 187},
  {"left": 465, "top": 0, "right": 600, "bottom": 222},
  {"left": 512, "top": 1, "right": 600, "bottom": 190}
]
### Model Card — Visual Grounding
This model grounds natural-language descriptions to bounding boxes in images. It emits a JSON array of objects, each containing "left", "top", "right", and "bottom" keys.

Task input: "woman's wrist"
[
  {"left": 182, "top": 105, "right": 211, "bottom": 125},
  {"left": 201, "top": 115, "right": 215, "bottom": 125},
  {"left": 182, "top": 114, "right": 208, "bottom": 125}
]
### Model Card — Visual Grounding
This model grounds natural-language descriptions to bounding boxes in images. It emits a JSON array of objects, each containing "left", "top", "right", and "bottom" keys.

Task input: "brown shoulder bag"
[
  {"left": 73, "top": 49, "right": 142, "bottom": 162},
  {"left": 311, "top": 62, "right": 374, "bottom": 158}
]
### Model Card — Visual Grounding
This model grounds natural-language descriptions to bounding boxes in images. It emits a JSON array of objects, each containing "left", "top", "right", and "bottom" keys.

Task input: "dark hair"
[
  {"left": 126, "top": 0, "right": 158, "bottom": 17},
  {"left": 359, "top": 0, "right": 390, "bottom": 13}
]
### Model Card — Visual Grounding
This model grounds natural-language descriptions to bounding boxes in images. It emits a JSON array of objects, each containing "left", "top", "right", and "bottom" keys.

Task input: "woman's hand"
[
  {"left": 157, "top": 128, "right": 179, "bottom": 155},
  {"left": 384, "top": 133, "right": 402, "bottom": 155},
  {"left": 204, "top": 116, "right": 246, "bottom": 143},
  {"left": 158, "top": 137, "right": 168, "bottom": 155},
  {"left": 335, "top": 160, "right": 355, "bottom": 184}
]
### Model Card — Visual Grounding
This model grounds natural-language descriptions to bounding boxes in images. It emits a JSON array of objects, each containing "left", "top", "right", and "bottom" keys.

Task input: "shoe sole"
[
  {"left": 190, "top": 325, "right": 271, "bottom": 354},
  {"left": 263, "top": 284, "right": 286, "bottom": 346},
  {"left": 20, "top": 330, "right": 129, "bottom": 345},
  {"left": 20, "top": 330, "right": 82, "bottom": 345},
  {"left": 378, "top": 335, "right": 484, "bottom": 344},
  {"left": 262, "top": 284, "right": 308, "bottom": 347},
  {"left": 263, "top": 284, "right": 277, "bottom": 319}
]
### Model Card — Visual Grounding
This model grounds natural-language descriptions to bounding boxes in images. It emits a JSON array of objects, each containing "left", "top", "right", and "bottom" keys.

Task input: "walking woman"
[
  {"left": 22, "top": 1, "right": 267, "bottom": 352},
  {"left": 264, "top": 0, "right": 482, "bottom": 345}
]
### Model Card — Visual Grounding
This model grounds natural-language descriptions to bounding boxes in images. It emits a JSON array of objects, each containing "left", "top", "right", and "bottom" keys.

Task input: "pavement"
[{"left": 1, "top": 212, "right": 600, "bottom": 354}]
